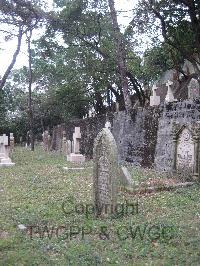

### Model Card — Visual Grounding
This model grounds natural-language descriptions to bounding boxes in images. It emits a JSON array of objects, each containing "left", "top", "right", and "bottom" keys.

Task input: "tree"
[
  {"left": 0, "top": 24, "right": 23, "bottom": 91},
  {"left": 131, "top": 0, "right": 200, "bottom": 80},
  {"left": 27, "top": 29, "right": 34, "bottom": 151},
  {"left": 108, "top": 0, "right": 132, "bottom": 112}
]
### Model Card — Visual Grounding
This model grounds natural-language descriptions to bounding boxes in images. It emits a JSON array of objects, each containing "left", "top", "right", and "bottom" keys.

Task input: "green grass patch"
[{"left": 0, "top": 147, "right": 199, "bottom": 265}]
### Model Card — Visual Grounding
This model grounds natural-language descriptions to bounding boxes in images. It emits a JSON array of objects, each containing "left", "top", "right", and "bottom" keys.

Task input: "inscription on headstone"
[
  {"left": 176, "top": 127, "right": 194, "bottom": 173},
  {"left": 93, "top": 126, "right": 118, "bottom": 214}
]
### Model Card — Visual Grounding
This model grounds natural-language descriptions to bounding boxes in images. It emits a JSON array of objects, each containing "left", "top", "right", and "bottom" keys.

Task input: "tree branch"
[{"left": 0, "top": 24, "right": 23, "bottom": 91}]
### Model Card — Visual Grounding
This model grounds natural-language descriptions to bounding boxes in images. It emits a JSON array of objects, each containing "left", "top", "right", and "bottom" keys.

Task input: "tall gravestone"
[
  {"left": 188, "top": 78, "right": 200, "bottom": 99},
  {"left": 93, "top": 123, "right": 118, "bottom": 214},
  {"left": 172, "top": 123, "right": 200, "bottom": 181}
]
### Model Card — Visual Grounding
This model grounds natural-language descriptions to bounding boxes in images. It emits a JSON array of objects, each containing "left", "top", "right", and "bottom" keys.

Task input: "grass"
[{"left": 0, "top": 146, "right": 200, "bottom": 265}]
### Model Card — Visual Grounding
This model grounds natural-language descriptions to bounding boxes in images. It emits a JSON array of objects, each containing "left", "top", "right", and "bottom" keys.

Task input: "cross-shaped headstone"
[
  {"left": 165, "top": 80, "right": 177, "bottom": 103},
  {"left": 150, "top": 84, "right": 160, "bottom": 106}
]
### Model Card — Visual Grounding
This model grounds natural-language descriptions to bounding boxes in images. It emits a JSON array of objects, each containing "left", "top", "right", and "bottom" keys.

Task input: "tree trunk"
[
  {"left": 0, "top": 25, "right": 23, "bottom": 91},
  {"left": 108, "top": 0, "right": 132, "bottom": 112},
  {"left": 27, "top": 29, "right": 34, "bottom": 151}
]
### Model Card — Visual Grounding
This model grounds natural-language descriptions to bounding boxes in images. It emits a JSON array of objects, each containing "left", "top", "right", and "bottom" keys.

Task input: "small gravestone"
[
  {"left": 188, "top": 78, "right": 200, "bottom": 99},
  {"left": 176, "top": 127, "right": 194, "bottom": 174},
  {"left": 150, "top": 85, "right": 160, "bottom": 106},
  {"left": 93, "top": 123, "right": 118, "bottom": 214}
]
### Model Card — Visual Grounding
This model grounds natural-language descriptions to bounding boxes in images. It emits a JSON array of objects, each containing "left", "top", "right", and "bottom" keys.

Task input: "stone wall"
[
  {"left": 49, "top": 99, "right": 200, "bottom": 170},
  {"left": 154, "top": 99, "right": 200, "bottom": 171}
]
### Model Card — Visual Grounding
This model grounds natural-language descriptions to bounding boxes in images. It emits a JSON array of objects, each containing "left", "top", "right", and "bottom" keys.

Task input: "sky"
[{"left": 0, "top": 0, "right": 137, "bottom": 77}]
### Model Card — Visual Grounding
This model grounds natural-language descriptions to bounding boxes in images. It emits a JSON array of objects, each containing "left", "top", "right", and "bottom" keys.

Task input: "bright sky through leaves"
[{"left": 0, "top": 0, "right": 137, "bottom": 76}]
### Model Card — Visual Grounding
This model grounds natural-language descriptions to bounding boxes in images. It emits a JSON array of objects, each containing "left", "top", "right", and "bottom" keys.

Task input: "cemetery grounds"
[{"left": 0, "top": 146, "right": 200, "bottom": 265}]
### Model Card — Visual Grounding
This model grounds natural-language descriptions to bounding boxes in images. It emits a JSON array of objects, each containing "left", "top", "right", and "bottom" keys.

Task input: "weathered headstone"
[
  {"left": 150, "top": 85, "right": 160, "bottom": 106},
  {"left": 120, "top": 166, "right": 135, "bottom": 187},
  {"left": 177, "top": 127, "right": 194, "bottom": 174},
  {"left": 172, "top": 123, "right": 200, "bottom": 180},
  {"left": 93, "top": 124, "right": 118, "bottom": 214},
  {"left": 188, "top": 78, "right": 200, "bottom": 99},
  {"left": 165, "top": 80, "right": 177, "bottom": 103}
]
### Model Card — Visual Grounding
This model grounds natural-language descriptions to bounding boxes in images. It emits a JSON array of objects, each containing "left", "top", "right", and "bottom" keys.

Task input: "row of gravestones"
[
  {"left": 0, "top": 133, "right": 15, "bottom": 167},
  {"left": 42, "top": 127, "right": 85, "bottom": 163},
  {"left": 93, "top": 121, "right": 200, "bottom": 211},
  {"left": 150, "top": 80, "right": 177, "bottom": 106},
  {"left": 42, "top": 121, "right": 200, "bottom": 183},
  {"left": 150, "top": 78, "right": 199, "bottom": 106}
]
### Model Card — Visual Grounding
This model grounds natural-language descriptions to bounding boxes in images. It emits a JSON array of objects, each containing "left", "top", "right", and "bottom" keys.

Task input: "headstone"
[
  {"left": 165, "top": 80, "right": 177, "bottom": 103},
  {"left": 0, "top": 134, "right": 15, "bottom": 167},
  {"left": 172, "top": 123, "right": 200, "bottom": 181},
  {"left": 9, "top": 133, "right": 15, "bottom": 153},
  {"left": 188, "top": 78, "right": 200, "bottom": 99},
  {"left": 62, "top": 130, "right": 67, "bottom": 154},
  {"left": 120, "top": 166, "right": 135, "bottom": 187},
  {"left": 150, "top": 85, "right": 160, "bottom": 106},
  {"left": 93, "top": 124, "right": 118, "bottom": 215},
  {"left": 0, "top": 134, "right": 8, "bottom": 158},
  {"left": 67, "top": 127, "right": 85, "bottom": 163},
  {"left": 73, "top": 127, "right": 81, "bottom": 154},
  {"left": 176, "top": 127, "right": 194, "bottom": 174}
]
